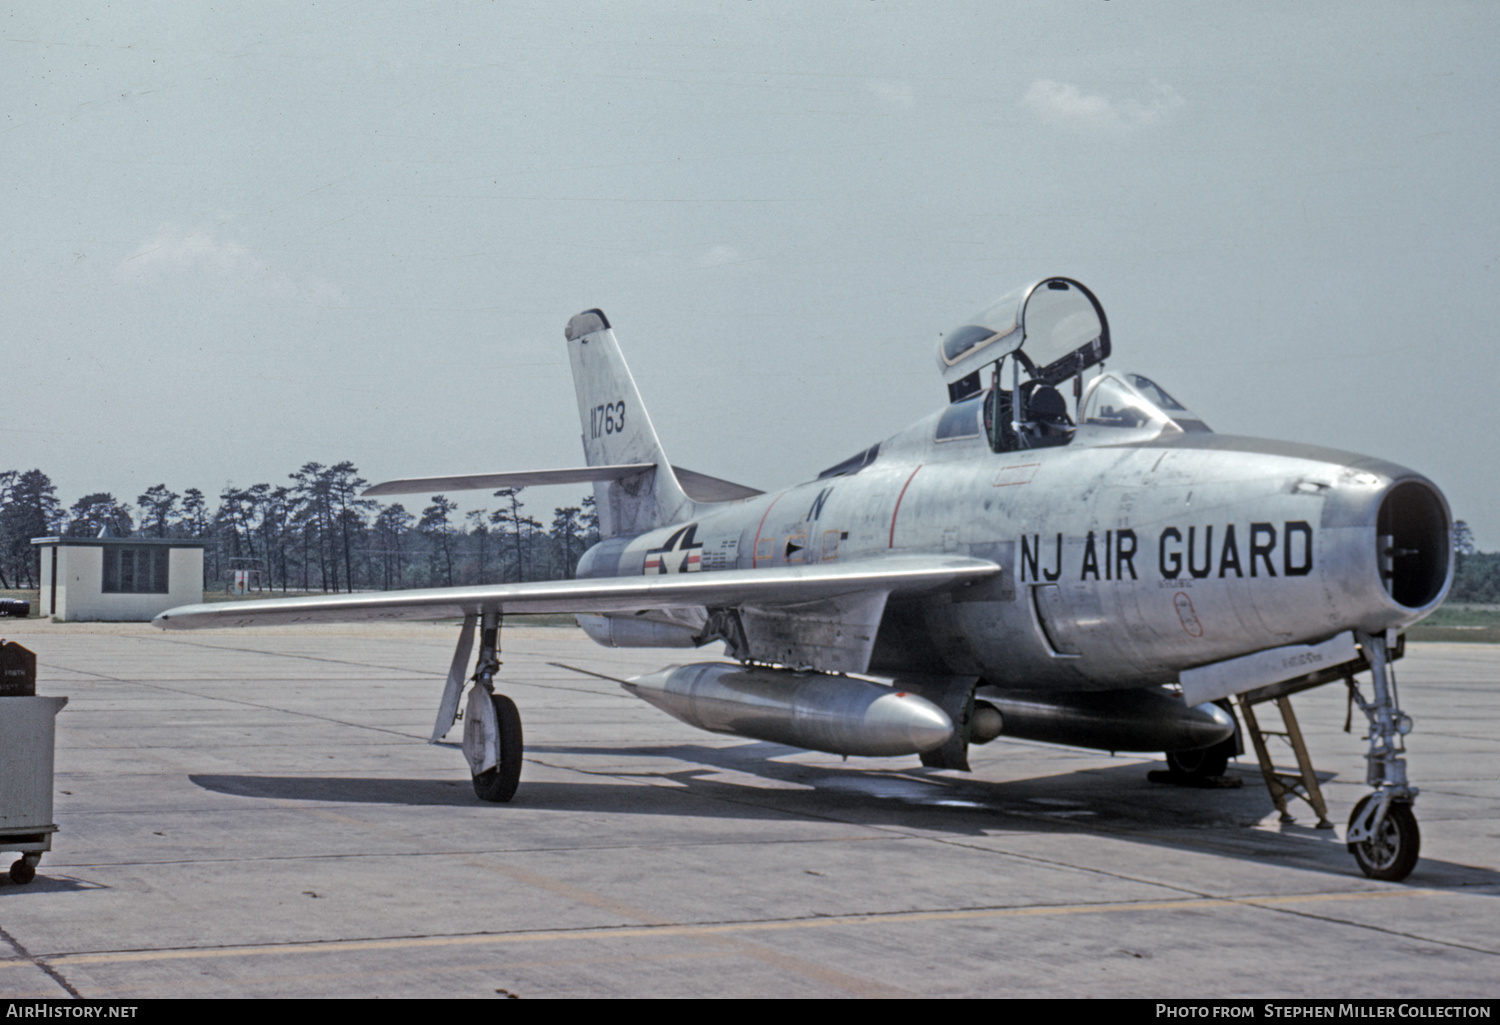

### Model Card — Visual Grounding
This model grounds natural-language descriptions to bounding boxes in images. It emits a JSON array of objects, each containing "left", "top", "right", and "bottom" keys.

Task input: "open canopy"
[{"left": 938, "top": 277, "right": 1110, "bottom": 400}]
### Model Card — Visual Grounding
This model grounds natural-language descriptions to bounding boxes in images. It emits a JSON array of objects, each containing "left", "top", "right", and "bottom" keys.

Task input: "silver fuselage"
[{"left": 579, "top": 407, "right": 1451, "bottom": 692}]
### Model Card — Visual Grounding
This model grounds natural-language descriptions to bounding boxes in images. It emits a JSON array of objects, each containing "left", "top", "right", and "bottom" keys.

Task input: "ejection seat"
[
  {"left": 1019, "top": 381, "right": 1074, "bottom": 448},
  {"left": 984, "top": 382, "right": 1076, "bottom": 452}
]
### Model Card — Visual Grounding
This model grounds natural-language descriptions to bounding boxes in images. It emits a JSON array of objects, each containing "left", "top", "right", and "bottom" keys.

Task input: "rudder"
[{"left": 565, "top": 310, "right": 694, "bottom": 537}]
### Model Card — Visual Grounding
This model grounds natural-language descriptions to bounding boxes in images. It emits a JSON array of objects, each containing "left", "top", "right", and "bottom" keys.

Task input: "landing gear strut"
[
  {"left": 1346, "top": 632, "right": 1419, "bottom": 881},
  {"left": 436, "top": 610, "right": 524, "bottom": 802}
]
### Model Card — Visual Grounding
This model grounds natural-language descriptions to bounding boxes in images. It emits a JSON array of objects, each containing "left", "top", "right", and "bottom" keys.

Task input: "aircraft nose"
[{"left": 1322, "top": 468, "right": 1452, "bottom": 632}]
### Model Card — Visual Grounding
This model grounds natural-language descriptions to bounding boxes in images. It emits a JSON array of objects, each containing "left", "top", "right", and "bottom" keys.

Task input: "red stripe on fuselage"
[{"left": 889, "top": 465, "right": 923, "bottom": 549}]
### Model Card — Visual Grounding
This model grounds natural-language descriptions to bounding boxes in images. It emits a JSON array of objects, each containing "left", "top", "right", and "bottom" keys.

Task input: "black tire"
[
  {"left": 472, "top": 693, "right": 524, "bottom": 803},
  {"left": 1347, "top": 796, "right": 1420, "bottom": 882},
  {"left": 9, "top": 858, "right": 35, "bottom": 885},
  {"left": 1165, "top": 740, "right": 1231, "bottom": 779}
]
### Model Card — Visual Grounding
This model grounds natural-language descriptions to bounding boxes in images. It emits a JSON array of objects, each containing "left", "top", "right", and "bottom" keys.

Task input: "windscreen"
[{"left": 1080, "top": 375, "right": 1171, "bottom": 431}]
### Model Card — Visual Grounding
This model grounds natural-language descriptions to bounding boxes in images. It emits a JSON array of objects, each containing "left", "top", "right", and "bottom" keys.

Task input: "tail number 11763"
[{"left": 591, "top": 400, "right": 626, "bottom": 439}]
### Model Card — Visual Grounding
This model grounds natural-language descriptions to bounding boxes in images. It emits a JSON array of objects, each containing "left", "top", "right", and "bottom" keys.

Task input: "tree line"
[
  {"left": 1451, "top": 521, "right": 1500, "bottom": 604},
  {"left": 0, "top": 463, "right": 598, "bottom": 593},
  {"left": 7, "top": 472, "right": 1500, "bottom": 605}
]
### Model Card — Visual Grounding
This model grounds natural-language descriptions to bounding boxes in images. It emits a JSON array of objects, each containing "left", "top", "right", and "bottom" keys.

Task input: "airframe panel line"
[
  {"left": 16, "top": 888, "right": 1431, "bottom": 970},
  {"left": 750, "top": 491, "right": 784, "bottom": 568}
]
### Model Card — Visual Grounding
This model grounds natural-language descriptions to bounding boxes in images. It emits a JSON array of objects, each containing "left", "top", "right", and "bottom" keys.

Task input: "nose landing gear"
[
  {"left": 1346, "top": 632, "right": 1419, "bottom": 881},
  {"left": 1347, "top": 792, "right": 1420, "bottom": 881}
]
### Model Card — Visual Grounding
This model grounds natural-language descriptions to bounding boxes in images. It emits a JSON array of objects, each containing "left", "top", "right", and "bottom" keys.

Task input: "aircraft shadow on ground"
[
  {"left": 0, "top": 875, "right": 105, "bottom": 897},
  {"left": 190, "top": 739, "right": 1500, "bottom": 891}
]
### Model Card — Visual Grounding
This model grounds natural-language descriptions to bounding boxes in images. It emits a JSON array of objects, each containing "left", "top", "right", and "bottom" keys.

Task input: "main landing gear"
[
  {"left": 435, "top": 611, "right": 524, "bottom": 802},
  {"left": 1164, "top": 739, "right": 1232, "bottom": 781},
  {"left": 1154, "top": 699, "right": 1241, "bottom": 787}
]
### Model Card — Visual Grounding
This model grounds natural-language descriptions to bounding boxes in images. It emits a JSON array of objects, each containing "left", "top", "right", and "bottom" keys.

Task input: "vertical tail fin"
[{"left": 565, "top": 310, "right": 694, "bottom": 537}]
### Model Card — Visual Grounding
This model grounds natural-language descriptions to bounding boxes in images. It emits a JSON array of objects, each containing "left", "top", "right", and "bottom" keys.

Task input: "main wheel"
[
  {"left": 472, "top": 693, "right": 524, "bottom": 803},
  {"left": 1165, "top": 738, "right": 1232, "bottom": 779},
  {"left": 9, "top": 857, "right": 36, "bottom": 885},
  {"left": 1347, "top": 796, "right": 1420, "bottom": 881}
]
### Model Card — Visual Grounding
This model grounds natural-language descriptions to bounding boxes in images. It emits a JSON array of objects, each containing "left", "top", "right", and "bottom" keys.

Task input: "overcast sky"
[{"left": 6, "top": 2, "right": 1499, "bottom": 546}]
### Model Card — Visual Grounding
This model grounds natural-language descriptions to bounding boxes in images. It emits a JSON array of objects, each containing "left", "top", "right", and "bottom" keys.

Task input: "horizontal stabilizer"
[
  {"left": 363, "top": 464, "right": 652, "bottom": 497},
  {"left": 153, "top": 555, "right": 999, "bottom": 631},
  {"left": 669, "top": 468, "right": 764, "bottom": 502},
  {"left": 364, "top": 465, "right": 763, "bottom": 502}
]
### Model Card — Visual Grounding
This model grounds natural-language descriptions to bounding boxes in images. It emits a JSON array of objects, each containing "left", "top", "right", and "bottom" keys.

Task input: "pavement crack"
[
  {"left": 0, "top": 923, "right": 81, "bottom": 999},
  {"left": 1243, "top": 898, "right": 1500, "bottom": 958}
]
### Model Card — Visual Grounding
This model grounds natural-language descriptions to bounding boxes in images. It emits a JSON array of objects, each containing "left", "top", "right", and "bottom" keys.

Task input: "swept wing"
[{"left": 153, "top": 555, "right": 999, "bottom": 630}]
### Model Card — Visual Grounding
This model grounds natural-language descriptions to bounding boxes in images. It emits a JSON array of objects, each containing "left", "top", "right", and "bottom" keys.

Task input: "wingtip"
[{"left": 153, "top": 602, "right": 213, "bottom": 630}]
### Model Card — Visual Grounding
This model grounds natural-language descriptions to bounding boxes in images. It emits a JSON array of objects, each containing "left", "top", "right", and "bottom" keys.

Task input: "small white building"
[{"left": 32, "top": 537, "right": 206, "bottom": 622}]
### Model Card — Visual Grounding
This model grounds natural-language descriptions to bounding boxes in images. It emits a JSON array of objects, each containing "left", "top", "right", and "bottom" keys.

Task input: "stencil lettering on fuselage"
[
  {"left": 806, "top": 486, "right": 834, "bottom": 520},
  {"left": 698, "top": 537, "right": 739, "bottom": 573},
  {"left": 1018, "top": 521, "right": 1314, "bottom": 584}
]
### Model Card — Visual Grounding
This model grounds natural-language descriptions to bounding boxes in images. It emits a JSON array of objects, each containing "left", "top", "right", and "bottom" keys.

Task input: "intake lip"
[{"left": 1378, "top": 478, "right": 1452, "bottom": 611}]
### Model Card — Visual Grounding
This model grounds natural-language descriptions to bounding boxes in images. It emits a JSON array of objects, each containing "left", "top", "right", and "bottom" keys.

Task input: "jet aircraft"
[{"left": 155, "top": 278, "right": 1452, "bottom": 881}]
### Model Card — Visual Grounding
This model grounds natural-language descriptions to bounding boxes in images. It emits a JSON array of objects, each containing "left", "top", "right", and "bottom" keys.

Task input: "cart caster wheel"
[
  {"left": 1348, "top": 796, "right": 1420, "bottom": 882},
  {"left": 9, "top": 858, "right": 36, "bottom": 885},
  {"left": 471, "top": 694, "right": 523, "bottom": 803}
]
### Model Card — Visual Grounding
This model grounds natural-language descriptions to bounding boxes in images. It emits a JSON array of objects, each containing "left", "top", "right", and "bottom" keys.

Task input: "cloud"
[
  {"left": 1023, "top": 79, "right": 1184, "bottom": 136},
  {"left": 865, "top": 79, "right": 916, "bottom": 111},
  {"left": 115, "top": 226, "right": 343, "bottom": 304},
  {"left": 117, "top": 227, "right": 262, "bottom": 281}
]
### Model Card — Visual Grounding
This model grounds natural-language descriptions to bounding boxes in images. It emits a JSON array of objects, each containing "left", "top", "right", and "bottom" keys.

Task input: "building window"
[{"left": 102, "top": 547, "right": 170, "bottom": 594}]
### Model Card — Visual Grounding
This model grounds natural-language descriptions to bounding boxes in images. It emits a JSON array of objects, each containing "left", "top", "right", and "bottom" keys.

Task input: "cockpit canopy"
[{"left": 938, "top": 277, "right": 1110, "bottom": 402}]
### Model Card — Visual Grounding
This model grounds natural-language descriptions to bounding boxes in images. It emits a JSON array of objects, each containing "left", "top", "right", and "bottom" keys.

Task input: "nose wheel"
[{"left": 1347, "top": 794, "right": 1420, "bottom": 882}]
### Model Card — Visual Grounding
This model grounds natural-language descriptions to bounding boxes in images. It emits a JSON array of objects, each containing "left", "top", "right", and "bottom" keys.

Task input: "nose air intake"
[{"left": 1378, "top": 480, "right": 1450, "bottom": 609}]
